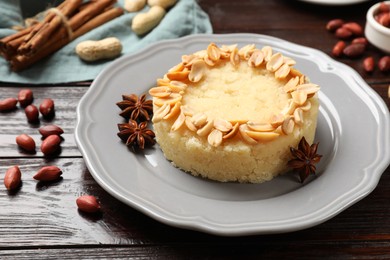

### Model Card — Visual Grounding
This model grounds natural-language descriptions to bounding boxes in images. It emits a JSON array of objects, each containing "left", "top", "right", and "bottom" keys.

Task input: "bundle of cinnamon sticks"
[{"left": 0, "top": 0, "right": 124, "bottom": 71}]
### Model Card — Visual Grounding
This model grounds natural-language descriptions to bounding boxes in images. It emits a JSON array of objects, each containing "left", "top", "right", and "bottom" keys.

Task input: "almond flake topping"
[
  {"left": 208, "top": 129, "right": 223, "bottom": 147},
  {"left": 150, "top": 43, "right": 319, "bottom": 147},
  {"left": 188, "top": 59, "right": 206, "bottom": 82}
]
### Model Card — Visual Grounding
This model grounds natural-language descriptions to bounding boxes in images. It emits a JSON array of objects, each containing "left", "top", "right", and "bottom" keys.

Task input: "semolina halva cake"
[{"left": 149, "top": 43, "right": 320, "bottom": 183}]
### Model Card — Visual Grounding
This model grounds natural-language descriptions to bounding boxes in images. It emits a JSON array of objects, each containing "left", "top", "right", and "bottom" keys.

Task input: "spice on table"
[
  {"left": 33, "top": 166, "right": 63, "bottom": 182},
  {"left": 16, "top": 134, "right": 36, "bottom": 153},
  {"left": 4, "top": 165, "right": 22, "bottom": 191},
  {"left": 117, "top": 120, "right": 155, "bottom": 149},
  {"left": 288, "top": 136, "right": 322, "bottom": 183},
  {"left": 116, "top": 93, "right": 153, "bottom": 121},
  {"left": 76, "top": 195, "right": 101, "bottom": 213}
]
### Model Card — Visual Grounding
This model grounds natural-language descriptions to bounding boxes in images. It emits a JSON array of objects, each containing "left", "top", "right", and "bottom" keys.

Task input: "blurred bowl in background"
[{"left": 365, "top": 1, "right": 390, "bottom": 53}]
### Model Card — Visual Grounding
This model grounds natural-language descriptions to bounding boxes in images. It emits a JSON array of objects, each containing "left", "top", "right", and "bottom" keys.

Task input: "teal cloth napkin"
[{"left": 0, "top": 0, "right": 213, "bottom": 84}]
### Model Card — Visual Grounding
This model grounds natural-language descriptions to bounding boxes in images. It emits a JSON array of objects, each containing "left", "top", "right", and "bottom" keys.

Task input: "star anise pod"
[
  {"left": 116, "top": 94, "right": 153, "bottom": 121},
  {"left": 287, "top": 136, "right": 322, "bottom": 183},
  {"left": 117, "top": 120, "right": 155, "bottom": 149}
]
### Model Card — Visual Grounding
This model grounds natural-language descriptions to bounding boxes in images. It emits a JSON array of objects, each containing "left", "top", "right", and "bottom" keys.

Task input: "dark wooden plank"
[
  {"left": 0, "top": 86, "right": 86, "bottom": 157},
  {"left": 0, "top": 156, "right": 389, "bottom": 248}
]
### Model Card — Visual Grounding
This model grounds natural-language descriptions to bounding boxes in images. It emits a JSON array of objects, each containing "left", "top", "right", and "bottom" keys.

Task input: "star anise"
[
  {"left": 116, "top": 94, "right": 153, "bottom": 121},
  {"left": 117, "top": 120, "right": 155, "bottom": 149},
  {"left": 287, "top": 136, "right": 322, "bottom": 183}
]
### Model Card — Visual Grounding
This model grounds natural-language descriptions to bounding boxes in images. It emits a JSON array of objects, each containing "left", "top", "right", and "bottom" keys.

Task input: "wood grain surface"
[{"left": 0, "top": 0, "right": 390, "bottom": 259}]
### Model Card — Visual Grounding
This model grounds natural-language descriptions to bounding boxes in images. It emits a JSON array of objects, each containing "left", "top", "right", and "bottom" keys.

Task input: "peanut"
[
  {"left": 378, "top": 56, "right": 390, "bottom": 72},
  {"left": 147, "top": 0, "right": 178, "bottom": 9},
  {"left": 75, "top": 37, "right": 122, "bottom": 62},
  {"left": 18, "top": 89, "right": 34, "bottom": 107},
  {"left": 33, "top": 166, "right": 62, "bottom": 181},
  {"left": 124, "top": 0, "right": 146, "bottom": 12},
  {"left": 335, "top": 27, "right": 353, "bottom": 39},
  {"left": 326, "top": 19, "right": 344, "bottom": 32},
  {"left": 4, "top": 166, "right": 22, "bottom": 191},
  {"left": 351, "top": 37, "right": 368, "bottom": 46},
  {"left": 342, "top": 43, "right": 365, "bottom": 58},
  {"left": 25, "top": 104, "right": 39, "bottom": 123},
  {"left": 39, "top": 98, "right": 55, "bottom": 119},
  {"left": 375, "top": 2, "right": 390, "bottom": 28},
  {"left": 342, "top": 22, "right": 363, "bottom": 36},
  {"left": 332, "top": 41, "right": 346, "bottom": 57},
  {"left": 41, "top": 134, "right": 61, "bottom": 156},
  {"left": 39, "top": 124, "right": 64, "bottom": 138},
  {"left": 76, "top": 195, "right": 101, "bottom": 213},
  {"left": 16, "top": 134, "right": 36, "bottom": 153},
  {"left": 0, "top": 98, "right": 18, "bottom": 111},
  {"left": 132, "top": 6, "right": 166, "bottom": 35},
  {"left": 363, "top": 56, "right": 375, "bottom": 73}
]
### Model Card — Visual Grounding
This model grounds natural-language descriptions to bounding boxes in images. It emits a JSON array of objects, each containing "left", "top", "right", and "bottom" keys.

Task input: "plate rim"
[{"left": 75, "top": 33, "right": 390, "bottom": 236}]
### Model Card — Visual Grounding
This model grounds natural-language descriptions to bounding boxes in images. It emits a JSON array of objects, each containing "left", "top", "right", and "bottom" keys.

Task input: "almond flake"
[
  {"left": 166, "top": 69, "right": 190, "bottom": 81},
  {"left": 208, "top": 129, "right": 223, "bottom": 147},
  {"left": 189, "top": 59, "right": 206, "bottom": 82},
  {"left": 163, "top": 101, "right": 181, "bottom": 120},
  {"left": 152, "top": 102, "right": 170, "bottom": 122},
  {"left": 157, "top": 78, "right": 170, "bottom": 86},
  {"left": 296, "top": 83, "right": 320, "bottom": 95},
  {"left": 171, "top": 111, "right": 186, "bottom": 131},
  {"left": 289, "top": 68, "right": 303, "bottom": 78},
  {"left": 191, "top": 112, "right": 207, "bottom": 127},
  {"left": 292, "top": 90, "right": 307, "bottom": 105},
  {"left": 275, "top": 63, "right": 291, "bottom": 79},
  {"left": 230, "top": 47, "right": 240, "bottom": 67},
  {"left": 181, "top": 105, "right": 194, "bottom": 116},
  {"left": 246, "top": 121, "right": 275, "bottom": 132},
  {"left": 197, "top": 119, "right": 214, "bottom": 137},
  {"left": 168, "top": 81, "right": 187, "bottom": 92},
  {"left": 282, "top": 99, "right": 297, "bottom": 115},
  {"left": 245, "top": 130, "right": 280, "bottom": 142},
  {"left": 293, "top": 108, "right": 304, "bottom": 125},
  {"left": 300, "top": 100, "right": 312, "bottom": 111},
  {"left": 270, "top": 114, "right": 285, "bottom": 128},
  {"left": 207, "top": 43, "right": 221, "bottom": 61},
  {"left": 204, "top": 55, "right": 217, "bottom": 66},
  {"left": 214, "top": 118, "right": 233, "bottom": 132},
  {"left": 238, "top": 124, "right": 258, "bottom": 144},
  {"left": 168, "top": 62, "right": 185, "bottom": 72},
  {"left": 221, "top": 44, "right": 238, "bottom": 53},
  {"left": 281, "top": 116, "right": 295, "bottom": 135},
  {"left": 185, "top": 116, "right": 197, "bottom": 131},
  {"left": 248, "top": 50, "right": 264, "bottom": 67},
  {"left": 149, "top": 86, "right": 172, "bottom": 97},
  {"left": 261, "top": 46, "right": 273, "bottom": 61},
  {"left": 284, "top": 76, "right": 299, "bottom": 93},
  {"left": 223, "top": 123, "right": 239, "bottom": 140},
  {"left": 153, "top": 93, "right": 182, "bottom": 106},
  {"left": 266, "top": 53, "right": 284, "bottom": 72},
  {"left": 238, "top": 44, "right": 256, "bottom": 60}
]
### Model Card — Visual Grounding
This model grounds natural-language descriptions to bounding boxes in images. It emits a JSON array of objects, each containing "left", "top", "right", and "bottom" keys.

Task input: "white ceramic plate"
[
  {"left": 297, "top": 0, "right": 370, "bottom": 5},
  {"left": 75, "top": 33, "right": 390, "bottom": 236}
]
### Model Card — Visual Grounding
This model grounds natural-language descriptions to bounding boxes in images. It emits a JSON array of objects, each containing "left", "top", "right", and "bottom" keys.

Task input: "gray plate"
[{"left": 75, "top": 33, "right": 390, "bottom": 236}]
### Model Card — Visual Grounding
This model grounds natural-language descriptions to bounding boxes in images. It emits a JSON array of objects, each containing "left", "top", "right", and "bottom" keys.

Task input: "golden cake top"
[{"left": 149, "top": 43, "right": 320, "bottom": 147}]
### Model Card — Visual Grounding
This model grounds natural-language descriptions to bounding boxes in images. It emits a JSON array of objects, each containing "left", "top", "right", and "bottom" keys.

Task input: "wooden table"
[{"left": 1, "top": 0, "right": 390, "bottom": 258}]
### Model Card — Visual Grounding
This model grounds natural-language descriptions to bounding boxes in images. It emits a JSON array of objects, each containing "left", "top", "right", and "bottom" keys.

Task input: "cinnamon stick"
[
  {"left": 11, "top": 7, "right": 124, "bottom": 71},
  {"left": 68, "top": 0, "right": 117, "bottom": 31},
  {"left": 18, "top": 0, "right": 83, "bottom": 56},
  {"left": 0, "top": 27, "right": 33, "bottom": 58}
]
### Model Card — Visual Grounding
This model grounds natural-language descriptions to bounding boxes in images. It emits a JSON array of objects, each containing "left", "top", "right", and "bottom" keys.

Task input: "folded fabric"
[{"left": 0, "top": 0, "right": 213, "bottom": 84}]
